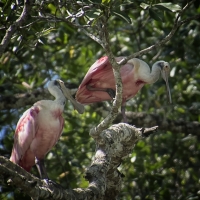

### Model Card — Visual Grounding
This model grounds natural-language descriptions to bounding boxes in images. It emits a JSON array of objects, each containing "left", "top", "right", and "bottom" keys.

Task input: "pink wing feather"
[
  {"left": 10, "top": 107, "right": 39, "bottom": 171},
  {"left": 78, "top": 56, "right": 110, "bottom": 89},
  {"left": 76, "top": 56, "right": 115, "bottom": 103},
  {"left": 76, "top": 56, "right": 146, "bottom": 104}
]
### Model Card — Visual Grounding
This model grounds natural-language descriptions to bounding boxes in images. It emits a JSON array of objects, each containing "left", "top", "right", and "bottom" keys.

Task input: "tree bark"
[{"left": 0, "top": 123, "right": 157, "bottom": 200}]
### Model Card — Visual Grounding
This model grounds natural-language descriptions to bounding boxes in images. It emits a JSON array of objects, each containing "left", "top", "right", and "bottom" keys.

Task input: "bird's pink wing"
[
  {"left": 79, "top": 56, "right": 125, "bottom": 87},
  {"left": 10, "top": 106, "right": 39, "bottom": 165},
  {"left": 76, "top": 56, "right": 126, "bottom": 104},
  {"left": 76, "top": 56, "right": 111, "bottom": 103},
  {"left": 78, "top": 56, "right": 110, "bottom": 89}
]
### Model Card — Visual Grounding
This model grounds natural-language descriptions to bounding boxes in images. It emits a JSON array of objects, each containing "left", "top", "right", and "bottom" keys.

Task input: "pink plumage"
[
  {"left": 76, "top": 56, "right": 146, "bottom": 104},
  {"left": 9, "top": 80, "right": 83, "bottom": 179},
  {"left": 10, "top": 102, "right": 64, "bottom": 172}
]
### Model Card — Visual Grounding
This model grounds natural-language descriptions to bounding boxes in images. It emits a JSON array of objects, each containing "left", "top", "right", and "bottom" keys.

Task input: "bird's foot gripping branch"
[{"left": 0, "top": 123, "right": 158, "bottom": 200}]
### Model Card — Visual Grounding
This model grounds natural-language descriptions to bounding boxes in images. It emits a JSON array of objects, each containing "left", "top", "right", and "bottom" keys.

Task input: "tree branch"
[
  {"left": 0, "top": 123, "right": 157, "bottom": 199},
  {"left": 0, "top": 0, "right": 33, "bottom": 56},
  {"left": 118, "top": 0, "right": 200, "bottom": 65},
  {"left": 0, "top": 83, "right": 78, "bottom": 111},
  {"left": 89, "top": 15, "right": 124, "bottom": 138},
  {"left": 80, "top": 0, "right": 200, "bottom": 138},
  {"left": 114, "top": 112, "right": 200, "bottom": 135}
]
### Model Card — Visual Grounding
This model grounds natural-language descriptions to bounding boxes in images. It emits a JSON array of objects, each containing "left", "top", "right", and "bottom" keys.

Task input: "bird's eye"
[
  {"left": 163, "top": 64, "right": 170, "bottom": 72},
  {"left": 54, "top": 80, "right": 61, "bottom": 88}
]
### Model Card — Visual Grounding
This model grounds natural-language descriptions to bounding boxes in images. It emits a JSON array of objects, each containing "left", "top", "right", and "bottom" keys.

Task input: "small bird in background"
[
  {"left": 76, "top": 56, "right": 172, "bottom": 122},
  {"left": 10, "top": 79, "right": 84, "bottom": 180}
]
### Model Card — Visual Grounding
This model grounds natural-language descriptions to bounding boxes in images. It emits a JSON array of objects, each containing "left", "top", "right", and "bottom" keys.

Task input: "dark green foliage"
[{"left": 0, "top": 0, "right": 199, "bottom": 199}]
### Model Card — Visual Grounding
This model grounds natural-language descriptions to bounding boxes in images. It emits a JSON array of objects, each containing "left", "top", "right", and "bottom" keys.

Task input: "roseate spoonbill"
[
  {"left": 10, "top": 80, "right": 84, "bottom": 180},
  {"left": 76, "top": 56, "right": 172, "bottom": 121}
]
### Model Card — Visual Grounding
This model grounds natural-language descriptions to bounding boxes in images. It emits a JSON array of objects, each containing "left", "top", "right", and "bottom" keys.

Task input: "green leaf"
[
  {"left": 149, "top": 8, "right": 164, "bottom": 21},
  {"left": 102, "top": 0, "right": 110, "bottom": 4},
  {"left": 47, "top": 3, "right": 56, "bottom": 14},
  {"left": 35, "top": 27, "right": 56, "bottom": 38},
  {"left": 87, "top": 0, "right": 102, "bottom": 4},
  {"left": 140, "top": 3, "right": 150, "bottom": 10},
  {"left": 154, "top": 3, "right": 181, "bottom": 12},
  {"left": 13, "top": 83, "right": 27, "bottom": 90},
  {"left": 113, "top": 11, "right": 131, "bottom": 24},
  {"left": 86, "top": 10, "right": 102, "bottom": 26},
  {"left": 86, "top": 10, "right": 101, "bottom": 20}
]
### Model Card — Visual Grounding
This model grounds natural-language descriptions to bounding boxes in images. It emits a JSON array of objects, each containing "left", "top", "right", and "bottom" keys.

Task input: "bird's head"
[
  {"left": 48, "top": 79, "right": 60, "bottom": 88},
  {"left": 155, "top": 61, "right": 172, "bottom": 104},
  {"left": 52, "top": 79, "right": 63, "bottom": 91},
  {"left": 47, "top": 80, "right": 67, "bottom": 106},
  {"left": 158, "top": 61, "right": 170, "bottom": 81}
]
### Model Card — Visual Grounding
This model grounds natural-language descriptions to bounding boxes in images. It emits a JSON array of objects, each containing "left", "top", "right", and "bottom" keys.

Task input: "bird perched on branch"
[
  {"left": 76, "top": 56, "right": 172, "bottom": 122},
  {"left": 10, "top": 80, "right": 84, "bottom": 180}
]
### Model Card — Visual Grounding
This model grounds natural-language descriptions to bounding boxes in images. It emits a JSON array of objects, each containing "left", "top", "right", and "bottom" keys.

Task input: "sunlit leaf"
[
  {"left": 154, "top": 3, "right": 181, "bottom": 12},
  {"left": 102, "top": 0, "right": 110, "bottom": 4},
  {"left": 47, "top": 3, "right": 57, "bottom": 14},
  {"left": 113, "top": 11, "right": 131, "bottom": 23},
  {"left": 36, "top": 28, "right": 56, "bottom": 37},
  {"left": 140, "top": 3, "right": 150, "bottom": 10}
]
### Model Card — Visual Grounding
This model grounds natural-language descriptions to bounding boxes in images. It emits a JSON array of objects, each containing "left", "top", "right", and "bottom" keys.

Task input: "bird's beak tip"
[{"left": 74, "top": 104, "right": 85, "bottom": 114}]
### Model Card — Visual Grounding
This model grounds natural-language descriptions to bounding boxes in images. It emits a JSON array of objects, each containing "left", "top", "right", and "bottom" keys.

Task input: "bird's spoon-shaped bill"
[
  {"left": 162, "top": 69, "right": 172, "bottom": 104},
  {"left": 58, "top": 80, "right": 85, "bottom": 114}
]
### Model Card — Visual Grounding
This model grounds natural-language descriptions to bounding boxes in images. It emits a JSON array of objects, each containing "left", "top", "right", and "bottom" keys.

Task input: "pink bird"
[
  {"left": 76, "top": 56, "right": 172, "bottom": 121},
  {"left": 10, "top": 80, "right": 84, "bottom": 179}
]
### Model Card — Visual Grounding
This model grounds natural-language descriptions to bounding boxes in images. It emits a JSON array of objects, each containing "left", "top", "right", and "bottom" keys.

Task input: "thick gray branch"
[
  {"left": 0, "top": 123, "right": 157, "bottom": 199},
  {"left": 0, "top": 0, "right": 33, "bottom": 56}
]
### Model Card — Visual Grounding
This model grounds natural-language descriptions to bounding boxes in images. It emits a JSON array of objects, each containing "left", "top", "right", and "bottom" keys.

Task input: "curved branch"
[
  {"left": 0, "top": 0, "right": 33, "bottom": 56},
  {"left": 0, "top": 123, "right": 157, "bottom": 199},
  {"left": 89, "top": 17, "right": 123, "bottom": 137}
]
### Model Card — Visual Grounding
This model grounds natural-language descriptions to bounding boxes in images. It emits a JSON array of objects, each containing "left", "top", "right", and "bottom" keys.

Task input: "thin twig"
[
  {"left": 20, "top": 19, "right": 40, "bottom": 28},
  {"left": 118, "top": 0, "right": 199, "bottom": 65},
  {"left": 81, "top": 28, "right": 103, "bottom": 46}
]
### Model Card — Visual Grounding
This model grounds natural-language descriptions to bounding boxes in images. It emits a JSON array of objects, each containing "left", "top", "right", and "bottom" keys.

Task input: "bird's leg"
[
  {"left": 121, "top": 103, "right": 128, "bottom": 123},
  {"left": 35, "top": 157, "right": 48, "bottom": 179},
  {"left": 105, "top": 88, "right": 116, "bottom": 99},
  {"left": 35, "top": 157, "right": 64, "bottom": 189},
  {"left": 86, "top": 85, "right": 116, "bottom": 99}
]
